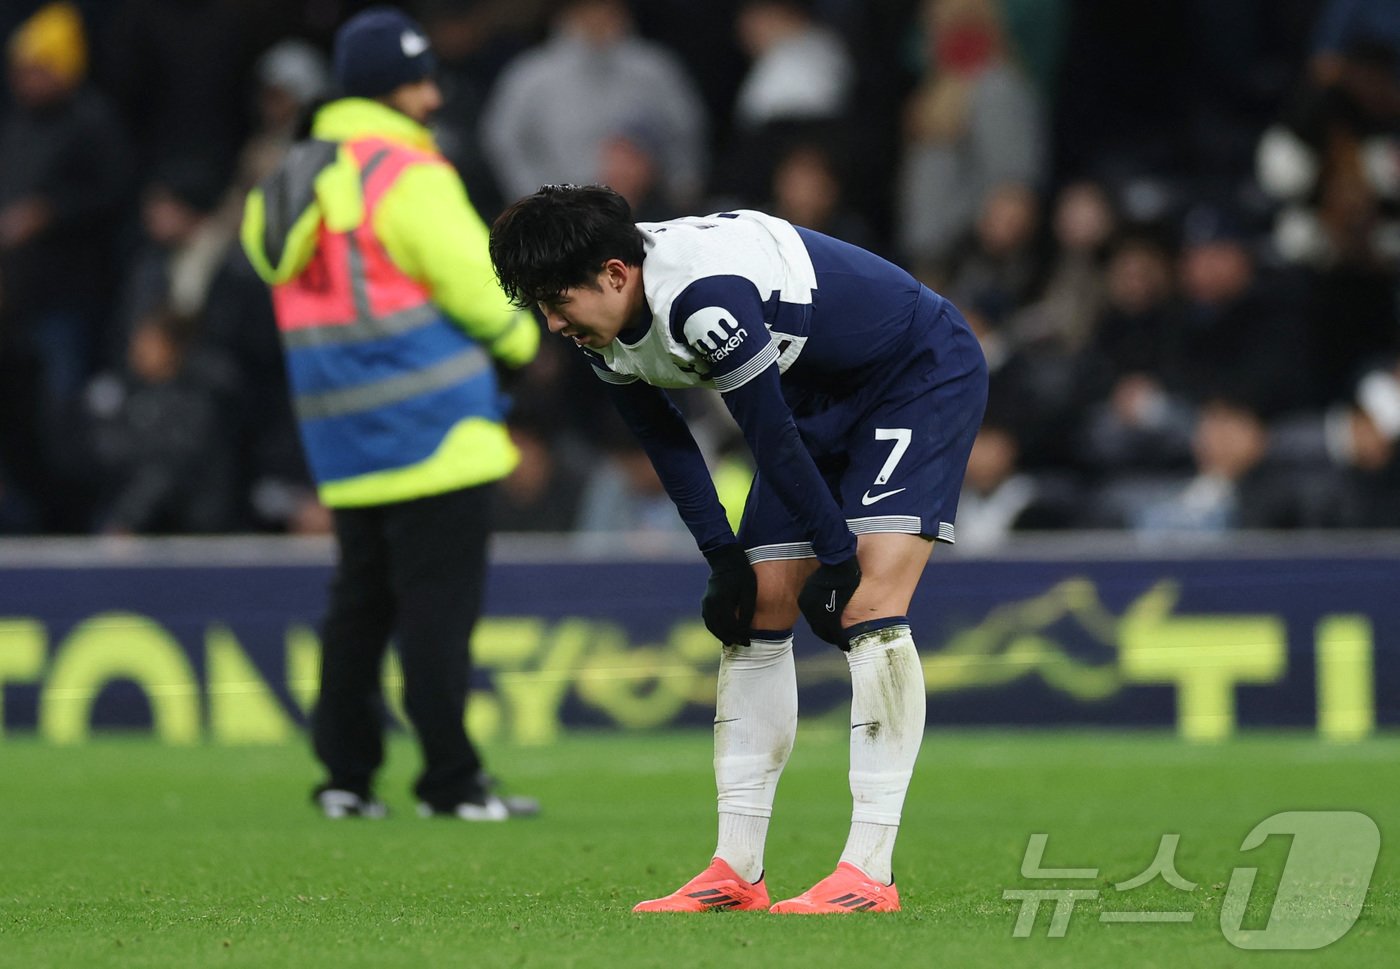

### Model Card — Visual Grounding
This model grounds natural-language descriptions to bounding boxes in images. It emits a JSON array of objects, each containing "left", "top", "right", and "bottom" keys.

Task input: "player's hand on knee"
[
  {"left": 701, "top": 544, "right": 757, "bottom": 646},
  {"left": 797, "top": 555, "right": 862, "bottom": 646}
]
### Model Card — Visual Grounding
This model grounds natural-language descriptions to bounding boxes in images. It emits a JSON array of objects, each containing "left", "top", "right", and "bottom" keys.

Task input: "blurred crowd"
[{"left": 1, "top": 0, "right": 1399, "bottom": 546}]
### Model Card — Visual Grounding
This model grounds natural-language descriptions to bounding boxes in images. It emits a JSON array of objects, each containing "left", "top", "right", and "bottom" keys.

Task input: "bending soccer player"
[{"left": 490, "top": 186, "right": 987, "bottom": 914}]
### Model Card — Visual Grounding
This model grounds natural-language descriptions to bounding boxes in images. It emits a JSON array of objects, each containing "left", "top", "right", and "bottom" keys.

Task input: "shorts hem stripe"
[
  {"left": 745, "top": 542, "right": 814, "bottom": 563},
  {"left": 847, "top": 515, "right": 923, "bottom": 534}
]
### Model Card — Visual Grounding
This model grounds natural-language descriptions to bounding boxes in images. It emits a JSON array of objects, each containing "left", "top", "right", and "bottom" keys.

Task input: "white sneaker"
[
  {"left": 314, "top": 787, "right": 387, "bottom": 819},
  {"left": 418, "top": 793, "right": 510, "bottom": 821}
]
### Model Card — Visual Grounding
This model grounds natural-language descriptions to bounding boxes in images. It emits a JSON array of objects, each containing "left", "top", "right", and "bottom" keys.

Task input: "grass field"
[{"left": 2, "top": 728, "right": 1396, "bottom": 969}]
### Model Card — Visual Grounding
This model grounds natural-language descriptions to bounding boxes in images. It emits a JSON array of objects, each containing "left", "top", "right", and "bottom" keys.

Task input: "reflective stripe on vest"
[
  {"left": 279, "top": 303, "right": 439, "bottom": 350},
  {"left": 345, "top": 146, "right": 389, "bottom": 326},
  {"left": 293, "top": 344, "right": 490, "bottom": 421}
]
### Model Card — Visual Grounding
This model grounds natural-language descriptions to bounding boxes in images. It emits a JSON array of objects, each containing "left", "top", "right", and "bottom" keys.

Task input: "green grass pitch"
[{"left": 2, "top": 729, "right": 1396, "bottom": 968}]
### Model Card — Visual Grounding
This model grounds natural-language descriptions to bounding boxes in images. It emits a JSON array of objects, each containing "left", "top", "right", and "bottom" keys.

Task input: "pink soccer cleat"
[
  {"left": 632, "top": 858, "right": 771, "bottom": 913},
  {"left": 769, "top": 862, "right": 901, "bottom": 914}
]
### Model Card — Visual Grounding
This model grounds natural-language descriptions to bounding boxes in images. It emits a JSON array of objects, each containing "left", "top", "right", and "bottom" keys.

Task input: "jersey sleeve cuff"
[{"left": 712, "top": 341, "right": 780, "bottom": 394}]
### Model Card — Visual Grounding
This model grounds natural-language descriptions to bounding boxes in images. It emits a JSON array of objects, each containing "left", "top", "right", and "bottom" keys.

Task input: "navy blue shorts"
[{"left": 737, "top": 293, "right": 987, "bottom": 563}]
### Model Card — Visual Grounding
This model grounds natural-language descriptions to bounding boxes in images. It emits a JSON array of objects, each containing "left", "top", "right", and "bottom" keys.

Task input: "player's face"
[{"left": 539, "top": 262, "right": 634, "bottom": 349}]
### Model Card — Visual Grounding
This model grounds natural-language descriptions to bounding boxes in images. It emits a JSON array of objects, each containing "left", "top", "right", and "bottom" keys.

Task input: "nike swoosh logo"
[
  {"left": 861, "top": 487, "right": 907, "bottom": 506},
  {"left": 824, "top": 590, "right": 837, "bottom": 612}
]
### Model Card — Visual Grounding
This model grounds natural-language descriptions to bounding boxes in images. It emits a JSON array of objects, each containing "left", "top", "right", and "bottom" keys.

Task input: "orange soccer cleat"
[
  {"left": 769, "top": 862, "right": 901, "bottom": 914},
  {"left": 632, "top": 858, "right": 771, "bottom": 913}
]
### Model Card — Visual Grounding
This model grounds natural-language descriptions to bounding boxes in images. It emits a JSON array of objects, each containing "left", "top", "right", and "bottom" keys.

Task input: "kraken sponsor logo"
[{"left": 682, "top": 306, "right": 746, "bottom": 362}]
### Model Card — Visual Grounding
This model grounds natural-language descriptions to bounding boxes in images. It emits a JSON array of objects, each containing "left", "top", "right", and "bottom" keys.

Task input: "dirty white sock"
[
  {"left": 713, "top": 632, "right": 797, "bottom": 883},
  {"left": 839, "top": 622, "right": 925, "bottom": 884}
]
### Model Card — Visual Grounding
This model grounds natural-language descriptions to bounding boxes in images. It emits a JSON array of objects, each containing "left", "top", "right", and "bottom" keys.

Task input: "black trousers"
[{"left": 312, "top": 483, "right": 495, "bottom": 808}]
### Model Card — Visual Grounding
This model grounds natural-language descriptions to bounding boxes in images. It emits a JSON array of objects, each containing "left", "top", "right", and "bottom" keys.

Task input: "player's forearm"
[{"left": 722, "top": 368, "right": 855, "bottom": 564}]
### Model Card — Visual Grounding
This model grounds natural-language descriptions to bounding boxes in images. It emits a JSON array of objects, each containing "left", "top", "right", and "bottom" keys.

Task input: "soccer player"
[{"left": 489, "top": 186, "right": 987, "bottom": 913}]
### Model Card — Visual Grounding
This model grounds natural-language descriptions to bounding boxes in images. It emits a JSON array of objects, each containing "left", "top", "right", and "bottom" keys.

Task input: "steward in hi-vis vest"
[
  {"left": 240, "top": 6, "right": 541, "bottom": 823},
  {"left": 241, "top": 97, "right": 538, "bottom": 507}
]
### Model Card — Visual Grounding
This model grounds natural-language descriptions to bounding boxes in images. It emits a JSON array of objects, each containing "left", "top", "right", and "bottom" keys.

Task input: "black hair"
[{"left": 489, "top": 184, "right": 646, "bottom": 307}]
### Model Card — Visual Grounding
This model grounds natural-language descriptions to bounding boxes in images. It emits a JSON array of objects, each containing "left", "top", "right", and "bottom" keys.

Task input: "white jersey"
[{"left": 589, "top": 210, "right": 814, "bottom": 392}]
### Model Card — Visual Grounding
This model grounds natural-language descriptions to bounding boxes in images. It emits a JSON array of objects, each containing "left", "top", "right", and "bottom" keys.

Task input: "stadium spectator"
[
  {"left": 116, "top": 162, "right": 230, "bottom": 362},
  {"left": 732, "top": 0, "right": 852, "bottom": 129},
  {"left": 940, "top": 181, "right": 1047, "bottom": 316},
  {"left": 490, "top": 184, "right": 987, "bottom": 913},
  {"left": 1169, "top": 204, "right": 1311, "bottom": 418},
  {"left": 86, "top": 310, "right": 240, "bottom": 535},
  {"left": 494, "top": 402, "right": 589, "bottom": 534},
  {"left": 1075, "top": 233, "right": 1194, "bottom": 477},
  {"left": 1007, "top": 179, "right": 1115, "bottom": 354},
  {"left": 1126, "top": 398, "right": 1359, "bottom": 536},
  {"left": 595, "top": 120, "right": 676, "bottom": 223},
  {"left": 766, "top": 140, "right": 875, "bottom": 252},
  {"left": 573, "top": 410, "right": 690, "bottom": 553},
  {"left": 895, "top": 0, "right": 1046, "bottom": 277},
  {"left": 479, "top": 0, "right": 708, "bottom": 209},
  {"left": 955, "top": 421, "right": 1080, "bottom": 549},
  {"left": 0, "top": 1, "right": 131, "bottom": 531},
  {"left": 240, "top": 8, "right": 541, "bottom": 820},
  {"left": 963, "top": 291, "right": 1080, "bottom": 471},
  {"left": 1126, "top": 399, "right": 1269, "bottom": 537}
]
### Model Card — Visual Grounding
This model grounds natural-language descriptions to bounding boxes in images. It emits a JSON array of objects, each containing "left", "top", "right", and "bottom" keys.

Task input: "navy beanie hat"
[{"left": 333, "top": 6, "right": 436, "bottom": 99}]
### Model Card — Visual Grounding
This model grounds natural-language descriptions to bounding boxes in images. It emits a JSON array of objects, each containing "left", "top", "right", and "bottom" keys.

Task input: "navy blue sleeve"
[
  {"left": 602, "top": 379, "right": 736, "bottom": 554},
  {"left": 667, "top": 275, "right": 854, "bottom": 563},
  {"left": 720, "top": 363, "right": 856, "bottom": 564},
  {"left": 669, "top": 275, "right": 778, "bottom": 393}
]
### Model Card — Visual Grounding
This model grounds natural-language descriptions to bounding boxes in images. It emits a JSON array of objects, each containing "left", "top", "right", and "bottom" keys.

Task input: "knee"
[
  {"left": 750, "top": 568, "right": 804, "bottom": 630},
  {"left": 751, "top": 591, "right": 800, "bottom": 630},
  {"left": 839, "top": 582, "right": 914, "bottom": 630}
]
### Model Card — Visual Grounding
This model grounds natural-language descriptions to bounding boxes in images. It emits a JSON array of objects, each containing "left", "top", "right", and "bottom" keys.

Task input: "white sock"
[
  {"left": 839, "top": 624, "right": 926, "bottom": 885},
  {"left": 713, "top": 633, "right": 797, "bottom": 884}
]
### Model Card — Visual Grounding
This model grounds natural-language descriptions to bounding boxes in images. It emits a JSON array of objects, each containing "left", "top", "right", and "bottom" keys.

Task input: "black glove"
[
  {"left": 701, "top": 543, "right": 757, "bottom": 646},
  {"left": 798, "top": 555, "right": 862, "bottom": 646}
]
